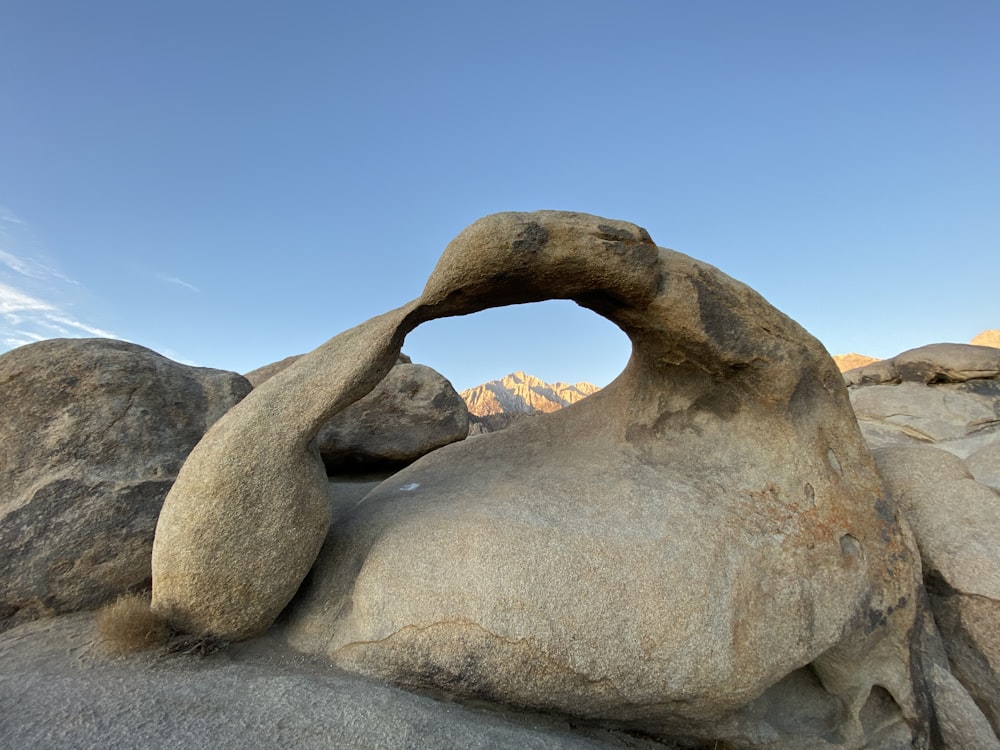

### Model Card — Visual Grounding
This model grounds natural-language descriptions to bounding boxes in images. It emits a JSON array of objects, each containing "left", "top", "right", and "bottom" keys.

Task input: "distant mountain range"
[
  {"left": 460, "top": 360, "right": 908, "bottom": 417},
  {"left": 462, "top": 330, "right": 1000, "bottom": 418},
  {"left": 460, "top": 371, "right": 600, "bottom": 417}
]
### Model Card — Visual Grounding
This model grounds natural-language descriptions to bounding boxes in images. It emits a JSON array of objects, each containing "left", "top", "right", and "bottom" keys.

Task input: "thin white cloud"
[
  {"left": 0, "top": 282, "right": 56, "bottom": 314},
  {"left": 0, "top": 287, "right": 121, "bottom": 349},
  {"left": 3, "top": 335, "right": 38, "bottom": 348},
  {"left": 33, "top": 318, "right": 73, "bottom": 336},
  {"left": 0, "top": 209, "right": 121, "bottom": 354},
  {"left": 0, "top": 282, "right": 121, "bottom": 346},
  {"left": 0, "top": 212, "right": 79, "bottom": 285},
  {"left": 0, "top": 206, "right": 25, "bottom": 225},
  {"left": 157, "top": 273, "right": 201, "bottom": 293},
  {"left": 46, "top": 314, "right": 119, "bottom": 339},
  {"left": 0, "top": 249, "right": 55, "bottom": 280}
]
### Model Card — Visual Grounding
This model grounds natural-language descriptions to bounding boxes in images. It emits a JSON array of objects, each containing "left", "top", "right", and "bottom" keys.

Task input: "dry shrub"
[{"left": 96, "top": 592, "right": 171, "bottom": 653}]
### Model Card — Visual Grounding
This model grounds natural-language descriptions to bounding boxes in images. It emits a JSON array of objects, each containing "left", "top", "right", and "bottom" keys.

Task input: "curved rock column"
[{"left": 152, "top": 307, "right": 420, "bottom": 638}]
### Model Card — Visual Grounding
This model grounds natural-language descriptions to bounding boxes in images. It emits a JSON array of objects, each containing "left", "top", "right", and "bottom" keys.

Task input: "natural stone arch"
[
  {"left": 152, "top": 211, "right": 929, "bottom": 744},
  {"left": 152, "top": 211, "right": 666, "bottom": 641}
]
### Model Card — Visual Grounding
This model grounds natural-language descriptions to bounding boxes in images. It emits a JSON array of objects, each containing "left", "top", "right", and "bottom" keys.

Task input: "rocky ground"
[{"left": 1, "top": 612, "right": 673, "bottom": 750}]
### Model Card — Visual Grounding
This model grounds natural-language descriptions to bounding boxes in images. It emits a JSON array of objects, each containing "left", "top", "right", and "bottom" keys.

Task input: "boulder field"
[{"left": 1, "top": 211, "right": 998, "bottom": 748}]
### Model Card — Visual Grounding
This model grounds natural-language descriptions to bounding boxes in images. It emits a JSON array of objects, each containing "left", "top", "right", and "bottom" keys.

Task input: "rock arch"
[{"left": 152, "top": 211, "right": 927, "bottom": 744}]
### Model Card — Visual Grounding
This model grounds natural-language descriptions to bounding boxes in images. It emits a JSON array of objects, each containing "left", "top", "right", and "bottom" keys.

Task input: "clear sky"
[{"left": 1, "top": 1, "right": 997, "bottom": 392}]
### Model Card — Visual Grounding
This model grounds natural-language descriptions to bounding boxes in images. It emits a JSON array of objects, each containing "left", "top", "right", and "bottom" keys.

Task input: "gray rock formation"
[
  {"left": 0, "top": 338, "right": 250, "bottom": 632},
  {"left": 844, "top": 342, "right": 1000, "bottom": 386},
  {"left": 153, "top": 211, "right": 932, "bottom": 747},
  {"left": 851, "top": 379, "right": 1000, "bottom": 459},
  {"left": 968, "top": 442, "right": 1000, "bottom": 491},
  {"left": 847, "top": 344, "right": 1000, "bottom": 459},
  {"left": 247, "top": 353, "right": 467, "bottom": 471},
  {"left": 873, "top": 445, "right": 1000, "bottom": 737},
  {"left": 912, "top": 603, "right": 1000, "bottom": 749},
  {"left": 317, "top": 362, "right": 468, "bottom": 471},
  {"left": 847, "top": 343, "right": 1000, "bottom": 738}
]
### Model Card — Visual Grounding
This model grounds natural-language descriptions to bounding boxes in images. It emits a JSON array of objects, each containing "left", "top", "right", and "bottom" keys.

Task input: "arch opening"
[{"left": 403, "top": 298, "right": 632, "bottom": 412}]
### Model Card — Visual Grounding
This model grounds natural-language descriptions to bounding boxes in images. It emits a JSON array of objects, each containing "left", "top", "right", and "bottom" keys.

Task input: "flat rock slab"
[
  {"left": 0, "top": 613, "right": 663, "bottom": 750},
  {"left": 967, "top": 442, "right": 1000, "bottom": 491},
  {"left": 850, "top": 379, "right": 1000, "bottom": 458},
  {"left": 845, "top": 343, "right": 1000, "bottom": 386}
]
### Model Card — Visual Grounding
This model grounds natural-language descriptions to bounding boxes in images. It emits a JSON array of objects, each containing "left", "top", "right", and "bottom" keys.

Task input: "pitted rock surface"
[{"left": 153, "top": 212, "right": 930, "bottom": 746}]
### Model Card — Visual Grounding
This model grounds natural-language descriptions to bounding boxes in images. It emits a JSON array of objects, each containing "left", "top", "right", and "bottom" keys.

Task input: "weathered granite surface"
[{"left": 153, "top": 211, "right": 935, "bottom": 747}]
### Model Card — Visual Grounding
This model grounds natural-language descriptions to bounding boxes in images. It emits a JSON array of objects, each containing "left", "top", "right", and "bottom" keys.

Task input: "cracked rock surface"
[
  {"left": 846, "top": 343, "right": 1000, "bottom": 462},
  {"left": 0, "top": 338, "right": 251, "bottom": 632},
  {"left": 850, "top": 343, "right": 1000, "bottom": 738}
]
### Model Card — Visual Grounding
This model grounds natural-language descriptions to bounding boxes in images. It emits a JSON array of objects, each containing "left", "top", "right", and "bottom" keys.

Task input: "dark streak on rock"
[
  {"left": 595, "top": 224, "right": 635, "bottom": 242},
  {"left": 509, "top": 223, "right": 549, "bottom": 253},
  {"left": 874, "top": 496, "right": 896, "bottom": 524}
]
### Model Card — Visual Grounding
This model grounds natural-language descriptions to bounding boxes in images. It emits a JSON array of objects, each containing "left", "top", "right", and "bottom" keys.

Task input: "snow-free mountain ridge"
[{"left": 460, "top": 371, "right": 599, "bottom": 417}]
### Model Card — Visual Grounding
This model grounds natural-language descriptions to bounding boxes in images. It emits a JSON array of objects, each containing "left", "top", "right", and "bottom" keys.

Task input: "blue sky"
[{"left": 1, "top": 1, "right": 997, "bottom": 392}]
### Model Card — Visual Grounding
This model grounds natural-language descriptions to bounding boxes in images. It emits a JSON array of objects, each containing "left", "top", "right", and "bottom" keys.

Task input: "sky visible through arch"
[{"left": 1, "top": 2, "right": 997, "bottom": 392}]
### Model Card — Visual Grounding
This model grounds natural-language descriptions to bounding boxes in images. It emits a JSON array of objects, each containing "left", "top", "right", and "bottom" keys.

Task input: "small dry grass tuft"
[{"left": 96, "top": 592, "right": 171, "bottom": 653}]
